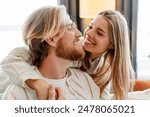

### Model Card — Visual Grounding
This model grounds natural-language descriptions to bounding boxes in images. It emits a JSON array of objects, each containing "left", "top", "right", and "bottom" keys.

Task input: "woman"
[
  {"left": 80, "top": 10, "right": 135, "bottom": 99},
  {"left": 0, "top": 10, "right": 135, "bottom": 100}
]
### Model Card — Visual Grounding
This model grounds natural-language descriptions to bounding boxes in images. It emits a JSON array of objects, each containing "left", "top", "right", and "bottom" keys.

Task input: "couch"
[{"left": 133, "top": 80, "right": 150, "bottom": 91}]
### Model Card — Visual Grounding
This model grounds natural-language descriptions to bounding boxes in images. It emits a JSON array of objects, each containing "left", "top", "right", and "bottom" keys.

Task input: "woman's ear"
[{"left": 45, "top": 38, "right": 56, "bottom": 47}]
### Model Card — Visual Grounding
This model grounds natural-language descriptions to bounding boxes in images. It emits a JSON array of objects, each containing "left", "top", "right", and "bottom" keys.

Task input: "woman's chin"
[{"left": 83, "top": 45, "right": 91, "bottom": 52}]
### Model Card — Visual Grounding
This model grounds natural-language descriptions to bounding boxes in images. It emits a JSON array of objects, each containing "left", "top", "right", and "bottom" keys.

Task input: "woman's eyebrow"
[
  {"left": 97, "top": 27, "right": 106, "bottom": 33},
  {"left": 90, "top": 22, "right": 107, "bottom": 34},
  {"left": 96, "top": 25, "right": 106, "bottom": 34}
]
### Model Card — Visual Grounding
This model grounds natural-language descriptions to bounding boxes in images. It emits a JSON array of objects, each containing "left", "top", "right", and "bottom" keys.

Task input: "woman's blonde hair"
[
  {"left": 22, "top": 5, "right": 72, "bottom": 67},
  {"left": 81, "top": 10, "right": 135, "bottom": 99}
]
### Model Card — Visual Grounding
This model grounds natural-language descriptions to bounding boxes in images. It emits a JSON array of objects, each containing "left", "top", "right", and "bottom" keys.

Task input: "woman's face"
[{"left": 83, "top": 15, "right": 111, "bottom": 56}]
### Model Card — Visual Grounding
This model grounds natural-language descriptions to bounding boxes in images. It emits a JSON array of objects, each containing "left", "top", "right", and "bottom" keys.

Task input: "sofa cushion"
[{"left": 133, "top": 80, "right": 150, "bottom": 91}]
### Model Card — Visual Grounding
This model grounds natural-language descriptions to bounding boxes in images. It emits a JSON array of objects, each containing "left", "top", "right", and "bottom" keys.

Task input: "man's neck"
[{"left": 38, "top": 53, "right": 72, "bottom": 79}]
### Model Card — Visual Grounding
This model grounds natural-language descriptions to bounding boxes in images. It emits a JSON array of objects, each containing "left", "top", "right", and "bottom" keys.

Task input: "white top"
[{"left": 44, "top": 72, "right": 77, "bottom": 100}]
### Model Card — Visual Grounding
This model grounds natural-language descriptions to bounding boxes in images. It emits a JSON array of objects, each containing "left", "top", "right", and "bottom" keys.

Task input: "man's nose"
[{"left": 75, "top": 28, "right": 82, "bottom": 37}]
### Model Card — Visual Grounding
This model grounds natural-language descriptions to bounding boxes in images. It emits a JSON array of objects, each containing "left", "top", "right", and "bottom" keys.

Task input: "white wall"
[{"left": 0, "top": 0, "right": 58, "bottom": 62}]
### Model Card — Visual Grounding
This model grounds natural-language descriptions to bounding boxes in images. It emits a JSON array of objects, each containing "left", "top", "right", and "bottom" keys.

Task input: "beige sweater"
[
  {"left": 0, "top": 47, "right": 110, "bottom": 99},
  {"left": 2, "top": 68, "right": 100, "bottom": 100}
]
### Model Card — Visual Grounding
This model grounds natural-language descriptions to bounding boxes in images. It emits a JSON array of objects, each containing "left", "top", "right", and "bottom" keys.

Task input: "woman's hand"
[
  {"left": 25, "top": 79, "right": 66, "bottom": 100},
  {"left": 48, "top": 85, "right": 66, "bottom": 100}
]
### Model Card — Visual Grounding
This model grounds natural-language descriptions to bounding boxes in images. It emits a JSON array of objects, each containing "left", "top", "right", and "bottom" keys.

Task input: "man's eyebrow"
[{"left": 67, "top": 22, "right": 77, "bottom": 28}]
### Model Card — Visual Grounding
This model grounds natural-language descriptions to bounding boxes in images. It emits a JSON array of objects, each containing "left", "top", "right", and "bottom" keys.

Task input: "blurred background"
[{"left": 0, "top": 0, "right": 149, "bottom": 80}]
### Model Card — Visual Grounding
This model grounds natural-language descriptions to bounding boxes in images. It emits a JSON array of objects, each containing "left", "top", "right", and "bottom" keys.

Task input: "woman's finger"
[
  {"left": 48, "top": 85, "right": 56, "bottom": 100},
  {"left": 56, "top": 87, "right": 66, "bottom": 100}
]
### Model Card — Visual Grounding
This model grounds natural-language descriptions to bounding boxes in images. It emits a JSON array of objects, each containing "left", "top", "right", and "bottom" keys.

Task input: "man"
[{"left": 1, "top": 5, "right": 100, "bottom": 100}]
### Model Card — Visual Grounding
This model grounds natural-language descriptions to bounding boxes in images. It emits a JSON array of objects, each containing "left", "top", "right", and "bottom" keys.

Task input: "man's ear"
[{"left": 45, "top": 38, "right": 56, "bottom": 47}]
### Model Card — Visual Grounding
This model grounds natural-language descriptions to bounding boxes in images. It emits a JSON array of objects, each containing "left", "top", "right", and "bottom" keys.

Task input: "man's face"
[{"left": 55, "top": 23, "right": 85, "bottom": 61}]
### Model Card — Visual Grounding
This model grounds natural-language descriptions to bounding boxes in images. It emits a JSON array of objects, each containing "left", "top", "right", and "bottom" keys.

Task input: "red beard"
[{"left": 55, "top": 39, "right": 85, "bottom": 61}]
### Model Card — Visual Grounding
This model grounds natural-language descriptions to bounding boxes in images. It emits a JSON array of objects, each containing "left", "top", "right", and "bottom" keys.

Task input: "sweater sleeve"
[{"left": 0, "top": 47, "right": 42, "bottom": 93}]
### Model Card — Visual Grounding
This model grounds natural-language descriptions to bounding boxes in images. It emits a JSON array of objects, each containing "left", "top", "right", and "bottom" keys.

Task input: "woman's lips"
[{"left": 84, "top": 39, "right": 95, "bottom": 45}]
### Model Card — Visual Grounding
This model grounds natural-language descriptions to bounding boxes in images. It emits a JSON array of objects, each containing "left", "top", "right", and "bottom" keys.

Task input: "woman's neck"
[{"left": 90, "top": 53, "right": 101, "bottom": 62}]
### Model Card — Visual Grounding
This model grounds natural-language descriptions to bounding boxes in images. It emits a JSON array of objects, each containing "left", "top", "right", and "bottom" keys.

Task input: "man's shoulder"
[
  {"left": 7, "top": 46, "right": 28, "bottom": 56},
  {"left": 67, "top": 68, "right": 100, "bottom": 99},
  {"left": 67, "top": 68, "right": 92, "bottom": 81}
]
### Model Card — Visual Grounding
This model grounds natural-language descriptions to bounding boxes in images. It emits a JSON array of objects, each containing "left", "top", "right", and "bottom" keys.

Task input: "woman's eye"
[{"left": 97, "top": 32, "right": 103, "bottom": 36}]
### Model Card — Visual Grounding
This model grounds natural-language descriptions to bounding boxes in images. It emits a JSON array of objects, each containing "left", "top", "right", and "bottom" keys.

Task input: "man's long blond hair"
[{"left": 22, "top": 5, "right": 71, "bottom": 67}]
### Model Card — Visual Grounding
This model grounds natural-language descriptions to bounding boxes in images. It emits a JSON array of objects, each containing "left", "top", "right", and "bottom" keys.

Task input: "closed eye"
[
  {"left": 67, "top": 26, "right": 73, "bottom": 30},
  {"left": 97, "top": 32, "right": 103, "bottom": 36}
]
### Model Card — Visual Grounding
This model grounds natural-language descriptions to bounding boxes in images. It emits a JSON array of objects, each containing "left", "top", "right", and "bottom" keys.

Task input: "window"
[
  {"left": 0, "top": 0, "right": 58, "bottom": 61},
  {"left": 137, "top": 0, "right": 150, "bottom": 79}
]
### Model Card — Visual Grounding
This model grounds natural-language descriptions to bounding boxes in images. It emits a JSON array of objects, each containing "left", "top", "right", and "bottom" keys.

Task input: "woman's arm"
[
  {"left": 0, "top": 47, "right": 68, "bottom": 99},
  {"left": 1, "top": 83, "right": 66, "bottom": 100},
  {"left": 0, "top": 47, "right": 43, "bottom": 93}
]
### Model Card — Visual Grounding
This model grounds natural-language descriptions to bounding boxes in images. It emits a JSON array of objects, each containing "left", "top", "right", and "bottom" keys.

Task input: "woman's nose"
[{"left": 85, "top": 29, "right": 94, "bottom": 38}]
